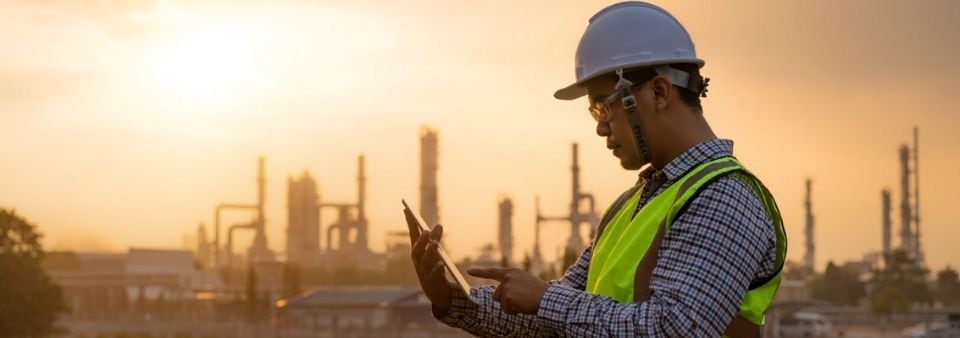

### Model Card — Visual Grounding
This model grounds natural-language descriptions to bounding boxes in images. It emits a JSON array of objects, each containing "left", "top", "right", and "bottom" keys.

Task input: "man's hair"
[{"left": 623, "top": 63, "right": 703, "bottom": 113}]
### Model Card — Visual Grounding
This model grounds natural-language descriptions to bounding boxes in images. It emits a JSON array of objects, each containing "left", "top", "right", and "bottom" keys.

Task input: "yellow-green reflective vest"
[{"left": 586, "top": 156, "right": 787, "bottom": 327}]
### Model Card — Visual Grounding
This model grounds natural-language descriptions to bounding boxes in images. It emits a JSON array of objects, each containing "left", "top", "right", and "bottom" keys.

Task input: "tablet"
[{"left": 402, "top": 199, "right": 479, "bottom": 304}]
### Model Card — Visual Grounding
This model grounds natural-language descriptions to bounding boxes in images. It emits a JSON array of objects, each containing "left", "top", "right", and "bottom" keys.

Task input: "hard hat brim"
[{"left": 554, "top": 82, "right": 588, "bottom": 101}]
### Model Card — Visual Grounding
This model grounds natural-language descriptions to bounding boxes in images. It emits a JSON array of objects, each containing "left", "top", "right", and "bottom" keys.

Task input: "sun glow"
[{"left": 151, "top": 24, "right": 273, "bottom": 108}]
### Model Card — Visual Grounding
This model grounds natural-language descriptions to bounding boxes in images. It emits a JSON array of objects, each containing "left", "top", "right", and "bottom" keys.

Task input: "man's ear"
[{"left": 649, "top": 76, "right": 671, "bottom": 111}]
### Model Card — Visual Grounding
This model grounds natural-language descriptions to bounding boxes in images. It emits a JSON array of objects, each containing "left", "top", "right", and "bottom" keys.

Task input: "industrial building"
[{"left": 534, "top": 143, "right": 599, "bottom": 274}]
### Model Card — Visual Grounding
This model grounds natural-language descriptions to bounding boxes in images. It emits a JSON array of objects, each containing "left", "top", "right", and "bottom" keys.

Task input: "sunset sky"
[{"left": 2, "top": 0, "right": 958, "bottom": 273}]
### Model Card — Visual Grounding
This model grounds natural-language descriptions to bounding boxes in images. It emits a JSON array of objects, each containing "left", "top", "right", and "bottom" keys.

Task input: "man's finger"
[
  {"left": 492, "top": 284, "right": 503, "bottom": 302},
  {"left": 420, "top": 240, "right": 441, "bottom": 272},
  {"left": 431, "top": 224, "right": 444, "bottom": 241},
  {"left": 429, "top": 261, "right": 446, "bottom": 282},
  {"left": 411, "top": 232, "right": 429, "bottom": 263},
  {"left": 467, "top": 267, "right": 512, "bottom": 281}
]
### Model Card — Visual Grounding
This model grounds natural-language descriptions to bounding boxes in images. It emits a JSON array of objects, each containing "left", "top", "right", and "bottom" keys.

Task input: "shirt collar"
[{"left": 638, "top": 138, "right": 735, "bottom": 182}]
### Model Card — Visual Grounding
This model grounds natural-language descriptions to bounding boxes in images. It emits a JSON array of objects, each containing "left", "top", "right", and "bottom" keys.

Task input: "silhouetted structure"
[
  {"left": 882, "top": 189, "right": 892, "bottom": 256},
  {"left": 213, "top": 156, "right": 275, "bottom": 268},
  {"left": 420, "top": 127, "right": 440, "bottom": 228},
  {"left": 318, "top": 155, "right": 380, "bottom": 270},
  {"left": 498, "top": 197, "right": 514, "bottom": 266},
  {"left": 804, "top": 178, "right": 815, "bottom": 273},
  {"left": 287, "top": 172, "right": 320, "bottom": 266},
  {"left": 532, "top": 143, "right": 600, "bottom": 272},
  {"left": 196, "top": 223, "right": 212, "bottom": 269},
  {"left": 897, "top": 127, "right": 924, "bottom": 266}
]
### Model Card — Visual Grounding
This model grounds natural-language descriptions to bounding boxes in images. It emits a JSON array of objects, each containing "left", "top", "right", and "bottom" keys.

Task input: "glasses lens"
[
  {"left": 588, "top": 102, "right": 605, "bottom": 122},
  {"left": 588, "top": 93, "right": 616, "bottom": 122}
]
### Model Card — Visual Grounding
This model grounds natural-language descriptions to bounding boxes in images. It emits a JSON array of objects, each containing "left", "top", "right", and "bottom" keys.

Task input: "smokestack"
[
  {"left": 287, "top": 172, "right": 319, "bottom": 265},
  {"left": 913, "top": 127, "right": 923, "bottom": 265},
  {"left": 356, "top": 155, "right": 368, "bottom": 249},
  {"left": 567, "top": 143, "right": 584, "bottom": 253},
  {"left": 498, "top": 197, "right": 514, "bottom": 267},
  {"left": 420, "top": 127, "right": 439, "bottom": 227},
  {"left": 197, "top": 223, "right": 210, "bottom": 269},
  {"left": 258, "top": 157, "right": 265, "bottom": 229},
  {"left": 898, "top": 145, "right": 913, "bottom": 255},
  {"left": 804, "top": 179, "right": 815, "bottom": 273},
  {"left": 532, "top": 195, "right": 544, "bottom": 272},
  {"left": 248, "top": 156, "right": 274, "bottom": 262},
  {"left": 882, "top": 189, "right": 892, "bottom": 256}
]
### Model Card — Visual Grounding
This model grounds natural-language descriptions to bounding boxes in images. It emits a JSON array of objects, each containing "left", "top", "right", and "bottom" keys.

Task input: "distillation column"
[
  {"left": 898, "top": 145, "right": 913, "bottom": 256},
  {"left": 498, "top": 197, "right": 514, "bottom": 267},
  {"left": 420, "top": 127, "right": 440, "bottom": 228},
  {"left": 882, "top": 189, "right": 892, "bottom": 256},
  {"left": 804, "top": 179, "right": 815, "bottom": 273}
]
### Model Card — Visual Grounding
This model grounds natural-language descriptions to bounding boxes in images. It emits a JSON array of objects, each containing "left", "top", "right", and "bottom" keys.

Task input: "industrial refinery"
[{"left": 36, "top": 125, "right": 959, "bottom": 338}]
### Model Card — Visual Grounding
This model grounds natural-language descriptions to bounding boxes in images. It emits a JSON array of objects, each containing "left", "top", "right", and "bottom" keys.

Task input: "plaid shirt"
[{"left": 436, "top": 139, "right": 779, "bottom": 337}]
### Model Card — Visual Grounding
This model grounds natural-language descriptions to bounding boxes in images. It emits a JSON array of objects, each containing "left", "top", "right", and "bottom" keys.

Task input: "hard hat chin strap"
[{"left": 616, "top": 69, "right": 652, "bottom": 165}]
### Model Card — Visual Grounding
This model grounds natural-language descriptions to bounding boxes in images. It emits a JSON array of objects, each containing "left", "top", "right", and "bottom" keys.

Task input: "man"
[{"left": 410, "top": 2, "right": 786, "bottom": 337}]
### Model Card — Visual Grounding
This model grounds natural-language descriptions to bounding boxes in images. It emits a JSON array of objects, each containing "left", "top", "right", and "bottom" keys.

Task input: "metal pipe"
[
  {"left": 318, "top": 203, "right": 357, "bottom": 208},
  {"left": 225, "top": 223, "right": 256, "bottom": 267},
  {"left": 214, "top": 204, "right": 256, "bottom": 268}
]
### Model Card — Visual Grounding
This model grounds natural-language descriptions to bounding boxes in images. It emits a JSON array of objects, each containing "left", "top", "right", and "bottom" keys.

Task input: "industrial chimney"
[
  {"left": 882, "top": 189, "right": 892, "bottom": 256},
  {"left": 898, "top": 145, "right": 913, "bottom": 256},
  {"left": 498, "top": 197, "right": 514, "bottom": 267},
  {"left": 804, "top": 179, "right": 815, "bottom": 273},
  {"left": 420, "top": 127, "right": 440, "bottom": 228}
]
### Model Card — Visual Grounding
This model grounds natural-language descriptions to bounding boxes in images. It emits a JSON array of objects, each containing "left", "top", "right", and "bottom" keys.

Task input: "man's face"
[{"left": 585, "top": 78, "right": 649, "bottom": 170}]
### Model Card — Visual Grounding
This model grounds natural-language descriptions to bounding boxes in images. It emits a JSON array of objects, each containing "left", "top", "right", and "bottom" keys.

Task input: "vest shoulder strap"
[{"left": 593, "top": 180, "right": 644, "bottom": 243}]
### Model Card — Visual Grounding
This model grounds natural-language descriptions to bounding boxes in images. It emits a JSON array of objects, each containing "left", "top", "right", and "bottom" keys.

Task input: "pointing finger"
[{"left": 467, "top": 268, "right": 512, "bottom": 281}]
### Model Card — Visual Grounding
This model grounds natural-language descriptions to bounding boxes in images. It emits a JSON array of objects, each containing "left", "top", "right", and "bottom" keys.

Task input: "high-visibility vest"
[{"left": 586, "top": 156, "right": 787, "bottom": 336}]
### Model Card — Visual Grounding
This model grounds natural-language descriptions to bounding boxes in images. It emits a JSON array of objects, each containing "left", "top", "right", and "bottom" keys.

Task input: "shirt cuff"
[
  {"left": 537, "top": 285, "right": 580, "bottom": 331},
  {"left": 433, "top": 283, "right": 479, "bottom": 328}
]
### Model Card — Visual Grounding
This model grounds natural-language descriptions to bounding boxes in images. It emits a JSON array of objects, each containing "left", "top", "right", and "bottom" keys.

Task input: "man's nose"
[{"left": 596, "top": 120, "right": 611, "bottom": 137}]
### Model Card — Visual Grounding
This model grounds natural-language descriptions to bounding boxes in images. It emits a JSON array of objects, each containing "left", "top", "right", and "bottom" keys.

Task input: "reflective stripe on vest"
[{"left": 586, "top": 156, "right": 787, "bottom": 329}]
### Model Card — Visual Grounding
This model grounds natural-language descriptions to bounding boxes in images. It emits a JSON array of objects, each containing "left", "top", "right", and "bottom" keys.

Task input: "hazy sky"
[{"left": 2, "top": 0, "right": 958, "bottom": 272}]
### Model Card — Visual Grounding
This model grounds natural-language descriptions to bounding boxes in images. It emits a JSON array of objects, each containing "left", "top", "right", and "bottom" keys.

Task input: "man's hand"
[
  {"left": 468, "top": 267, "right": 549, "bottom": 315},
  {"left": 411, "top": 224, "right": 453, "bottom": 314}
]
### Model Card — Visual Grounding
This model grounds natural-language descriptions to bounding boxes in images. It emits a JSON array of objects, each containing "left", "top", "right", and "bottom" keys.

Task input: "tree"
[
  {"left": 0, "top": 209, "right": 68, "bottom": 337},
  {"left": 871, "top": 250, "right": 931, "bottom": 308},
  {"left": 809, "top": 261, "right": 866, "bottom": 306},
  {"left": 782, "top": 260, "right": 813, "bottom": 281},
  {"left": 522, "top": 253, "right": 532, "bottom": 272},
  {"left": 560, "top": 248, "right": 578, "bottom": 276},
  {"left": 935, "top": 266, "right": 960, "bottom": 306},
  {"left": 871, "top": 286, "right": 909, "bottom": 317}
]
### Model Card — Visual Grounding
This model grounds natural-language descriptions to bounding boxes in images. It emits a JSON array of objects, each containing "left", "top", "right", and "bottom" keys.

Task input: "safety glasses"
[{"left": 587, "top": 91, "right": 621, "bottom": 123}]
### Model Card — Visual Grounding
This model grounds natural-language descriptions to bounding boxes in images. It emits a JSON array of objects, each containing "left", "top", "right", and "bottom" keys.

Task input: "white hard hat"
[{"left": 554, "top": 2, "right": 705, "bottom": 100}]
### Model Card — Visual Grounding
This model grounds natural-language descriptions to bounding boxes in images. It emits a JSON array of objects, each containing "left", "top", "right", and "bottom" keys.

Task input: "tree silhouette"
[
  {"left": 871, "top": 250, "right": 931, "bottom": 307},
  {"left": 809, "top": 261, "right": 866, "bottom": 306},
  {"left": 935, "top": 266, "right": 960, "bottom": 306},
  {"left": 0, "top": 209, "right": 68, "bottom": 337}
]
